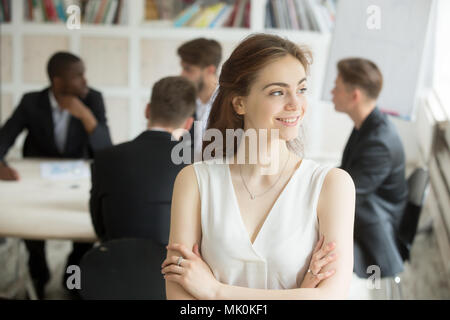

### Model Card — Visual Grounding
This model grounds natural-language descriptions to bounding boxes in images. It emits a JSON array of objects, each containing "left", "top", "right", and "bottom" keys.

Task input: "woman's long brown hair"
[{"left": 203, "top": 33, "right": 312, "bottom": 158}]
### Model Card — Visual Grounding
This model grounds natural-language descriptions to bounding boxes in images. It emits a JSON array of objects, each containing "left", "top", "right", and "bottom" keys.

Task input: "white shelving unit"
[{"left": 1, "top": 0, "right": 331, "bottom": 151}]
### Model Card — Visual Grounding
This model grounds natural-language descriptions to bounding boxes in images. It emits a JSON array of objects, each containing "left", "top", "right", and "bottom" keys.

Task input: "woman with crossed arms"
[{"left": 162, "top": 34, "right": 355, "bottom": 299}]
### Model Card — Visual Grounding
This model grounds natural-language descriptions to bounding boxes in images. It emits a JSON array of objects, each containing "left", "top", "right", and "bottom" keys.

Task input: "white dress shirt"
[
  {"left": 193, "top": 87, "right": 218, "bottom": 161},
  {"left": 49, "top": 91, "right": 71, "bottom": 154}
]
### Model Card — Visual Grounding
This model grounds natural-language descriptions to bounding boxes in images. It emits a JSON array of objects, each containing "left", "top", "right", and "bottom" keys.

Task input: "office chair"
[
  {"left": 389, "top": 167, "right": 430, "bottom": 300},
  {"left": 101, "top": 199, "right": 171, "bottom": 247},
  {"left": 398, "top": 168, "right": 430, "bottom": 261},
  {"left": 79, "top": 238, "right": 166, "bottom": 300}
]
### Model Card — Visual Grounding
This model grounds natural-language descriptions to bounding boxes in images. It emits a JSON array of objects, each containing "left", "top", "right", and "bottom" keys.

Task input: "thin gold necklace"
[{"left": 239, "top": 152, "right": 291, "bottom": 200}]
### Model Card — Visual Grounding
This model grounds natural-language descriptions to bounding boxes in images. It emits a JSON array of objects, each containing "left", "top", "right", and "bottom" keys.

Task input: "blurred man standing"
[{"left": 177, "top": 38, "right": 221, "bottom": 162}]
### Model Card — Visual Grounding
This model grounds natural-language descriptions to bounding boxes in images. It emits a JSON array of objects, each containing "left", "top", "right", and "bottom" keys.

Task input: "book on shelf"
[
  {"left": 94, "top": 0, "right": 108, "bottom": 24},
  {"left": 55, "top": 0, "right": 67, "bottom": 21},
  {"left": 295, "top": 0, "right": 311, "bottom": 30},
  {"left": 118, "top": 0, "right": 128, "bottom": 25},
  {"left": 43, "top": 0, "right": 56, "bottom": 21},
  {"left": 265, "top": 0, "right": 336, "bottom": 33},
  {"left": 242, "top": 0, "right": 250, "bottom": 28},
  {"left": 224, "top": 0, "right": 250, "bottom": 28},
  {"left": 161, "top": 0, "right": 185, "bottom": 20},
  {"left": 302, "top": 0, "right": 321, "bottom": 31},
  {"left": 145, "top": 0, "right": 249, "bottom": 29},
  {"left": 265, "top": 1, "right": 274, "bottom": 29},
  {"left": 145, "top": 0, "right": 159, "bottom": 20},
  {"left": 225, "top": 0, "right": 239, "bottom": 27},
  {"left": 287, "top": 0, "right": 299, "bottom": 30},
  {"left": 267, "top": 0, "right": 278, "bottom": 29},
  {"left": 231, "top": 0, "right": 247, "bottom": 28},
  {"left": 173, "top": 1, "right": 201, "bottom": 27},
  {"left": 104, "top": 0, "right": 118, "bottom": 24},
  {"left": 23, "top": 0, "right": 127, "bottom": 25},
  {"left": 209, "top": 4, "right": 233, "bottom": 28},
  {"left": 279, "top": 0, "right": 291, "bottom": 29},
  {"left": 189, "top": 2, "right": 225, "bottom": 27},
  {"left": 0, "top": 0, "right": 11, "bottom": 23},
  {"left": 145, "top": 0, "right": 189, "bottom": 22}
]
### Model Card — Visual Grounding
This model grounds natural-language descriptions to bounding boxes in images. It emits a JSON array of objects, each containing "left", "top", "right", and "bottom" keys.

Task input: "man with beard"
[
  {"left": 177, "top": 38, "right": 221, "bottom": 162},
  {"left": 0, "top": 52, "right": 112, "bottom": 299}
]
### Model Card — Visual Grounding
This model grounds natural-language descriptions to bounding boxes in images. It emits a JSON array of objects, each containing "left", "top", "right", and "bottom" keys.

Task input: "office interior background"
[{"left": 0, "top": 0, "right": 449, "bottom": 299}]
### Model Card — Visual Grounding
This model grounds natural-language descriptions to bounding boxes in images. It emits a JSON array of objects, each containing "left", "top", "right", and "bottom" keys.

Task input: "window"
[{"left": 434, "top": 0, "right": 450, "bottom": 116}]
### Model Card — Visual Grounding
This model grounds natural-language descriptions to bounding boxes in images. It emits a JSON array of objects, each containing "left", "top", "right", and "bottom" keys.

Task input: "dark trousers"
[{"left": 24, "top": 240, "right": 93, "bottom": 296}]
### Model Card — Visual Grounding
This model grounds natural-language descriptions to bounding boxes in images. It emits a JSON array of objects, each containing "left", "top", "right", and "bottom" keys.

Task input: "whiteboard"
[{"left": 321, "top": 0, "right": 434, "bottom": 120}]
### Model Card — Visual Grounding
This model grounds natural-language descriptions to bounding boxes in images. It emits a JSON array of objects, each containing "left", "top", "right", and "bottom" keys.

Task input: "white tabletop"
[{"left": 0, "top": 159, "right": 97, "bottom": 242}]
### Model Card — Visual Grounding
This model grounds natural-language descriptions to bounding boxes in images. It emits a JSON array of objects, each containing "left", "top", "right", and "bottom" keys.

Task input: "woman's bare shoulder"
[
  {"left": 323, "top": 168, "right": 354, "bottom": 190},
  {"left": 174, "top": 164, "right": 201, "bottom": 190},
  {"left": 170, "top": 164, "right": 202, "bottom": 241},
  {"left": 172, "top": 164, "right": 201, "bottom": 211},
  {"left": 317, "top": 168, "right": 355, "bottom": 217},
  {"left": 176, "top": 164, "right": 196, "bottom": 181}
]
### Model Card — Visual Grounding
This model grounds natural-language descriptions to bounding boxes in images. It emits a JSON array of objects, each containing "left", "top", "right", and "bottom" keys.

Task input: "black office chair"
[
  {"left": 389, "top": 167, "right": 430, "bottom": 299},
  {"left": 398, "top": 167, "right": 430, "bottom": 262},
  {"left": 79, "top": 238, "right": 167, "bottom": 300}
]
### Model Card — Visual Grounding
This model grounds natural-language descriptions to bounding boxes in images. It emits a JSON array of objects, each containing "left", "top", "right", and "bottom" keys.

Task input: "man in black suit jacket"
[
  {"left": 332, "top": 58, "right": 408, "bottom": 279},
  {"left": 90, "top": 76, "right": 196, "bottom": 245},
  {"left": 0, "top": 52, "right": 112, "bottom": 298}
]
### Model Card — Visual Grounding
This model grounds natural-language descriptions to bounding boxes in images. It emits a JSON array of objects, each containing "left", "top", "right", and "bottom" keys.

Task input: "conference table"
[{"left": 0, "top": 159, "right": 97, "bottom": 242}]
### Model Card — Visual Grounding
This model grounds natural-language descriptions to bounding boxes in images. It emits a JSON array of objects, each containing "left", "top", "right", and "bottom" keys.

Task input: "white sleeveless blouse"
[{"left": 193, "top": 159, "right": 332, "bottom": 289}]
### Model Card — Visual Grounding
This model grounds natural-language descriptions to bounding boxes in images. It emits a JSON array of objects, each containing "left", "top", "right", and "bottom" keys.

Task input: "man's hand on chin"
[{"left": 57, "top": 95, "right": 98, "bottom": 134}]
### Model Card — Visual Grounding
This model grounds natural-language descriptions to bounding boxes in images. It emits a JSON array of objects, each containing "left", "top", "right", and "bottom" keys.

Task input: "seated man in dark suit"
[
  {"left": 0, "top": 52, "right": 112, "bottom": 298},
  {"left": 331, "top": 58, "right": 408, "bottom": 279},
  {"left": 89, "top": 76, "right": 196, "bottom": 245}
]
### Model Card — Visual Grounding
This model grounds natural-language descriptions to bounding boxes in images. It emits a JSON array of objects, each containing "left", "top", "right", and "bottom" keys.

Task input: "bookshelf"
[
  {"left": 0, "top": 0, "right": 11, "bottom": 23},
  {"left": 0, "top": 0, "right": 332, "bottom": 158},
  {"left": 143, "top": 0, "right": 248, "bottom": 29},
  {"left": 22, "top": 0, "right": 128, "bottom": 25},
  {"left": 264, "top": 0, "right": 336, "bottom": 33}
]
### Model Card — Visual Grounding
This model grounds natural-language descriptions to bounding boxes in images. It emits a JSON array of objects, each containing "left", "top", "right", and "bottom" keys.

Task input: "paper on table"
[{"left": 40, "top": 161, "right": 90, "bottom": 180}]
